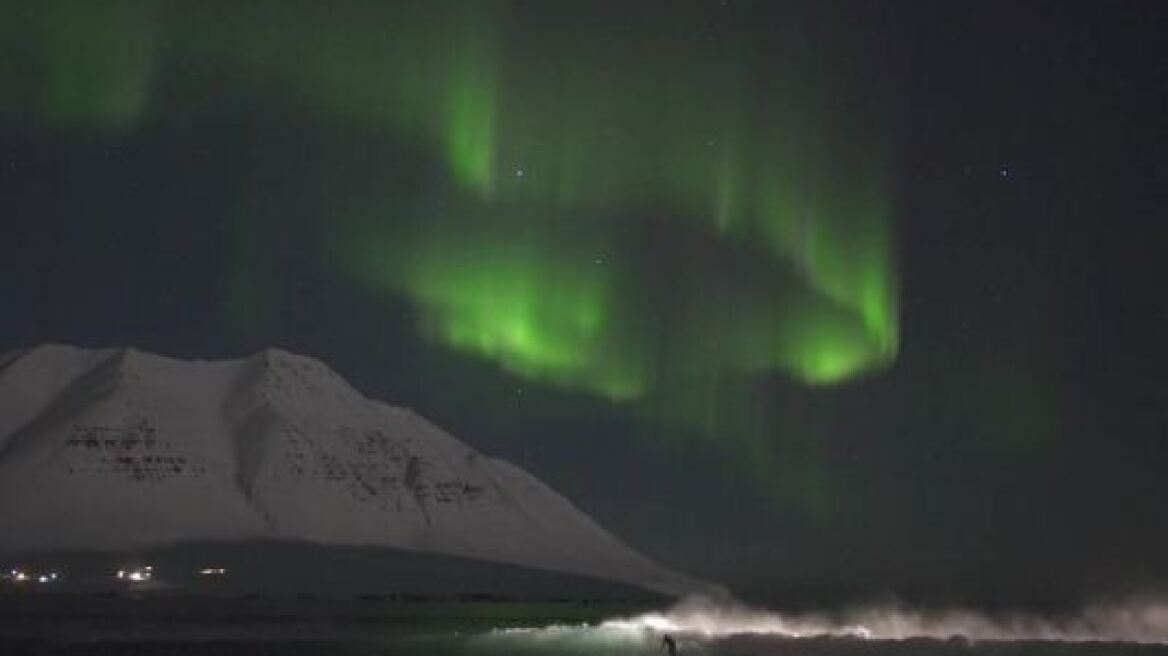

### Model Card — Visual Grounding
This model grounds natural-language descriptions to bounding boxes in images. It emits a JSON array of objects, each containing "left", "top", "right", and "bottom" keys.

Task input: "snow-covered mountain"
[{"left": 0, "top": 345, "right": 713, "bottom": 597}]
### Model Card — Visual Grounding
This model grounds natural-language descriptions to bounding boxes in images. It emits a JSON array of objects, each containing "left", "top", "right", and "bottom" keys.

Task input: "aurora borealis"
[
  {"left": 3, "top": 0, "right": 1167, "bottom": 609},
  {"left": 314, "top": 2, "right": 900, "bottom": 414},
  {"left": 7, "top": 1, "right": 899, "bottom": 405}
]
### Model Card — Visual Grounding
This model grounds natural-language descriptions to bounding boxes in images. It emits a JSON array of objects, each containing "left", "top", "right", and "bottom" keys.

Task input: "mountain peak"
[
  {"left": 251, "top": 346, "right": 311, "bottom": 365},
  {"left": 0, "top": 344, "right": 715, "bottom": 597}
]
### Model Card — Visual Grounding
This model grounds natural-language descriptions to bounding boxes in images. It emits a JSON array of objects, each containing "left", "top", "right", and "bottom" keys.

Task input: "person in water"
[{"left": 661, "top": 633, "right": 678, "bottom": 656}]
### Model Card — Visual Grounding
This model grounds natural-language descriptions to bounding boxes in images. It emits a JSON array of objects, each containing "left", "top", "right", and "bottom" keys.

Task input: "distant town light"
[
  {"left": 197, "top": 567, "right": 227, "bottom": 576},
  {"left": 117, "top": 566, "right": 154, "bottom": 583},
  {"left": 2, "top": 568, "right": 57, "bottom": 584}
]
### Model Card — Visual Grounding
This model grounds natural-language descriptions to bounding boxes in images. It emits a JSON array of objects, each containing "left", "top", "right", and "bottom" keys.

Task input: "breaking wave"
[{"left": 600, "top": 594, "right": 1168, "bottom": 644}]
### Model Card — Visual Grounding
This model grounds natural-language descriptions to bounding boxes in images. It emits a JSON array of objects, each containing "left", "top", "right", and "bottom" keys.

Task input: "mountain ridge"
[{"left": 0, "top": 344, "right": 719, "bottom": 598}]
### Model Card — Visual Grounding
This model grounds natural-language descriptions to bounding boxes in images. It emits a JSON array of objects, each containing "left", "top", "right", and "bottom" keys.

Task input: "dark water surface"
[{"left": 1, "top": 596, "right": 1166, "bottom": 655}]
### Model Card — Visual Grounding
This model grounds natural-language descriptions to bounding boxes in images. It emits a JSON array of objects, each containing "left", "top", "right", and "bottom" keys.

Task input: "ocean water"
[
  {"left": 2, "top": 628, "right": 1167, "bottom": 656},
  {"left": 2, "top": 596, "right": 1167, "bottom": 656}
]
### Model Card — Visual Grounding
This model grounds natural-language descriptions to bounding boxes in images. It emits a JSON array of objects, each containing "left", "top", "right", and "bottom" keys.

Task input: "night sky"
[{"left": 2, "top": 1, "right": 1166, "bottom": 609}]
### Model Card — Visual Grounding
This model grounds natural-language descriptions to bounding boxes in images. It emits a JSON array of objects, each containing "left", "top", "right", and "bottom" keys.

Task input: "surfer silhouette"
[{"left": 661, "top": 634, "right": 678, "bottom": 656}]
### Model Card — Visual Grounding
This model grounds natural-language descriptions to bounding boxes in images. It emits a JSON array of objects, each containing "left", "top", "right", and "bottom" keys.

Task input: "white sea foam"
[{"left": 601, "top": 594, "right": 1168, "bottom": 644}]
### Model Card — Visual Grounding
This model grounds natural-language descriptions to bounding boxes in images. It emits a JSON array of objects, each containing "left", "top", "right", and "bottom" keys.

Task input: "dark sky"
[{"left": 1, "top": 1, "right": 1166, "bottom": 609}]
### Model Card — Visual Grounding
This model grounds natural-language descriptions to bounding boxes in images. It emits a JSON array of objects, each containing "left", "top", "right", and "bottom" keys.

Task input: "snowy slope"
[{"left": 0, "top": 345, "right": 713, "bottom": 596}]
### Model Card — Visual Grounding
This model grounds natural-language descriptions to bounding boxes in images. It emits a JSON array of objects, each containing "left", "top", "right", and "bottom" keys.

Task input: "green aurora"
[
  {"left": 318, "top": 2, "right": 900, "bottom": 396},
  {"left": 2, "top": 1, "right": 898, "bottom": 501}
]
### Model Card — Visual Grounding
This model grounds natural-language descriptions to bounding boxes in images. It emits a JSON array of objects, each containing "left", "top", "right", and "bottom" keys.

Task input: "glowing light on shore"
[{"left": 117, "top": 565, "right": 154, "bottom": 582}]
